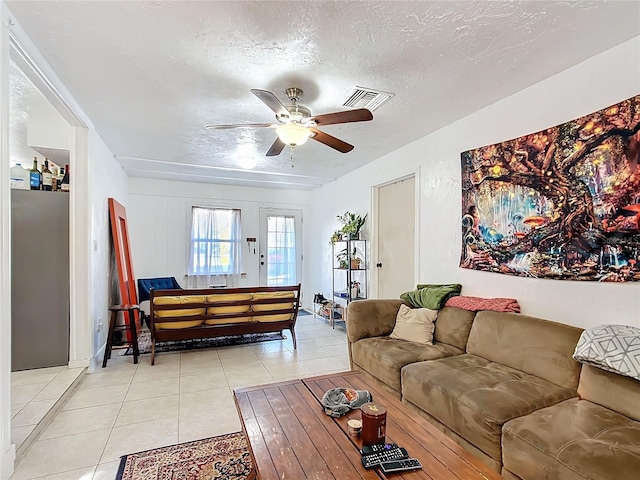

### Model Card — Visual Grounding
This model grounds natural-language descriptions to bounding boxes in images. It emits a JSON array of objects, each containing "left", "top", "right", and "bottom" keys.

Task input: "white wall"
[
  {"left": 89, "top": 131, "right": 129, "bottom": 368},
  {"left": 26, "top": 95, "right": 70, "bottom": 151},
  {"left": 308, "top": 36, "right": 640, "bottom": 330},
  {"left": 0, "top": 9, "right": 15, "bottom": 477},
  {"left": 127, "top": 178, "right": 312, "bottom": 303}
]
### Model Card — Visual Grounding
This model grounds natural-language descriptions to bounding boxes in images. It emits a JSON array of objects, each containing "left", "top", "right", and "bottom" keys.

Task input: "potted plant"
[
  {"left": 336, "top": 248, "right": 349, "bottom": 269},
  {"left": 336, "top": 211, "right": 367, "bottom": 240},
  {"left": 330, "top": 230, "right": 343, "bottom": 244},
  {"left": 350, "top": 245, "right": 362, "bottom": 269}
]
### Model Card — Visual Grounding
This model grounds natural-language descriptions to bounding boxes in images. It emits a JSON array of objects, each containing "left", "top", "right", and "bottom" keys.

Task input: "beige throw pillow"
[{"left": 390, "top": 304, "right": 438, "bottom": 345}]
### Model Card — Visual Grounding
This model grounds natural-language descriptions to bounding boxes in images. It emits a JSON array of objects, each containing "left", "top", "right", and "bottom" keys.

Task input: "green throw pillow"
[{"left": 400, "top": 284, "right": 462, "bottom": 310}]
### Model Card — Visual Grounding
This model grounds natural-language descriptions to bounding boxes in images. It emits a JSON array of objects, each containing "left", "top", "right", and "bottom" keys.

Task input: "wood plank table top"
[{"left": 234, "top": 371, "right": 503, "bottom": 480}]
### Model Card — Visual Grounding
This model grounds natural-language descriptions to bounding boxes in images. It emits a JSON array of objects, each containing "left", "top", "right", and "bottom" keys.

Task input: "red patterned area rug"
[{"left": 116, "top": 432, "right": 253, "bottom": 480}]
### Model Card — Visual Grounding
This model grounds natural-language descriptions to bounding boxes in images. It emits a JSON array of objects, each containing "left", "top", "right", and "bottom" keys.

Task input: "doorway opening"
[{"left": 6, "top": 49, "right": 86, "bottom": 461}]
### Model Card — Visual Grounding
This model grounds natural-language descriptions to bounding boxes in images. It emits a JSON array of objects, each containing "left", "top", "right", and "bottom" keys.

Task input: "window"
[
  {"left": 188, "top": 207, "right": 242, "bottom": 275},
  {"left": 266, "top": 215, "right": 297, "bottom": 286}
]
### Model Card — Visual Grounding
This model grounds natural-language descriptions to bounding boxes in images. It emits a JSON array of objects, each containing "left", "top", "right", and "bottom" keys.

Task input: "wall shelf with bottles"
[
  {"left": 9, "top": 156, "right": 70, "bottom": 193},
  {"left": 331, "top": 239, "right": 367, "bottom": 328}
]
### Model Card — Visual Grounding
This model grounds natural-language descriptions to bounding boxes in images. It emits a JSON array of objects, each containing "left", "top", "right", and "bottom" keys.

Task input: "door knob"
[{"left": 376, "top": 263, "right": 382, "bottom": 268}]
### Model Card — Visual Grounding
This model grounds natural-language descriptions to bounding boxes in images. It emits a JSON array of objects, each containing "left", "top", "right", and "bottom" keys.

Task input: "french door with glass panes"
[{"left": 259, "top": 209, "right": 302, "bottom": 287}]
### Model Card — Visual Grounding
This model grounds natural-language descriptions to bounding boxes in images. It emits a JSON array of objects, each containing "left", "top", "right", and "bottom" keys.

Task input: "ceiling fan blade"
[
  {"left": 311, "top": 108, "right": 373, "bottom": 127},
  {"left": 266, "top": 137, "right": 286, "bottom": 157},
  {"left": 308, "top": 127, "right": 354, "bottom": 153},
  {"left": 250, "top": 89, "right": 289, "bottom": 117},
  {"left": 206, "top": 123, "right": 274, "bottom": 130}
]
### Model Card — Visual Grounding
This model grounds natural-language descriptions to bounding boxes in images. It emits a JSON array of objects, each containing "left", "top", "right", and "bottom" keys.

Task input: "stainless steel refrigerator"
[{"left": 11, "top": 190, "right": 69, "bottom": 371}]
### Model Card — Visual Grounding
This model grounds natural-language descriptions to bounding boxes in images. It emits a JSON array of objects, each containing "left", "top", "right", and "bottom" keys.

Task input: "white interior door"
[
  {"left": 259, "top": 209, "right": 302, "bottom": 287},
  {"left": 376, "top": 176, "right": 416, "bottom": 298}
]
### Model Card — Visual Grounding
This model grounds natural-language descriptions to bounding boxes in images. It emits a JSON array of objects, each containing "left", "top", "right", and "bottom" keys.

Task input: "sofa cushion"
[
  {"left": 206, "top": 293, "right": 252, "bottom": 314},
  {"left": 153, "top": 295, "right": 206, "bottom": 330},
  {"left": 503, "top": 398, "right": 640, "bottom": 480},
  {"left": 252, "top": 291, "right": 295, "bottom": 310},
  {"left": 433, "top": 307, "right": 476, "bottom": 350},
  {"left": 252, "top": 291, "right": 295, "bottom": 321},
  {"left": 389, "top": 305, "right": 437, "bottom": 344},
  {"left": 204, "top": 316, "right": 252, "bottom": 326},
  {"left": 352, "top": 337, "right": 463, "bottom": 392},
  {"left": 346, "top": 299, "right": 405, "bottom": 343},
  {"left": 467, "top": 311, "right": 583, "bottom": 389},
  {"left": 578, "top": 364, "right": 640, "bottom": 422},
  {"left": 153, "top": 295, "right": 206, "bottom": 318},
  {"left": 155, "top": 319, "right": 203, "bottom": 330},
  {"left": 401, "top": 354, "right": 576, "bottom": 461}
]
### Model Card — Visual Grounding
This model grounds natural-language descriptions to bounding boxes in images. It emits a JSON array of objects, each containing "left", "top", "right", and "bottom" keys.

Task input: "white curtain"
[{"left": 187, "top": 207, "right": 242, "bottom": 288}]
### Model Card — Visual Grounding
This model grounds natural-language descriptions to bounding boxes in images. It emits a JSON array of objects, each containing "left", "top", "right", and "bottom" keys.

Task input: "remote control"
[
  {"left": 360, "top": 443, "right": 398, "bottom": 455},
  {"left": 361, "top": 447, "right": 409, "bottom": 469},
  {"left": 380, "top": 458, "right": 423, "bottom": 473}
]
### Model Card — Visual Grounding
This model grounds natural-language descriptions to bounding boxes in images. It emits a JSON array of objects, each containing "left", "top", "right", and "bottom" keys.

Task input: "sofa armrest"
[{"left": 346, "top": 299, "right": 405, "bottom": 344}]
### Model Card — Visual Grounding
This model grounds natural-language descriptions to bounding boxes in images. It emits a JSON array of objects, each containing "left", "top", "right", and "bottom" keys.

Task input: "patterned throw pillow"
[
  {"left": 390, "top": 304, "right": 438, "bottom": 345},
  {"left": 573, "top": 325, "right": 640, "bottom": 381}
]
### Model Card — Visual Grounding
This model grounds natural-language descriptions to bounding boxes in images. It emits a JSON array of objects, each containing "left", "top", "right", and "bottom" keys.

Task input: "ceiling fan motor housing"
[
  {"left": 284, "top": 87, "right": 303, "bottom": 102},
  {"left": 277, "top": 104, "right": 312, "bottom": 124}
]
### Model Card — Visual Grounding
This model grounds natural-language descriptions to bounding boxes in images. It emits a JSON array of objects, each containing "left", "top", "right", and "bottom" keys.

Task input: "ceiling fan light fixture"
[{"left": 276, "top": 123, "right": 311, "bottom": 146}]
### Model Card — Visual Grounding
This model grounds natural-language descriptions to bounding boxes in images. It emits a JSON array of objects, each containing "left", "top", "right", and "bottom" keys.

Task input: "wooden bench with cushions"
[{"left": 149, "top": 284, "right": 301, "bottom": 364}]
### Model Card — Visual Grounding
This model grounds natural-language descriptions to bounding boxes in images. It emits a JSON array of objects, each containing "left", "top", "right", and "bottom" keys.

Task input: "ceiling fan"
[{"left": 206, "top": 87, "right": 373, "bottom": 157}]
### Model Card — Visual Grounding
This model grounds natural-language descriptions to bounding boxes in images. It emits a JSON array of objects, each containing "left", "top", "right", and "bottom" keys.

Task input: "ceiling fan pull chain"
[{"left": 290, "top": 146, "right": 295, "bottom": 168}]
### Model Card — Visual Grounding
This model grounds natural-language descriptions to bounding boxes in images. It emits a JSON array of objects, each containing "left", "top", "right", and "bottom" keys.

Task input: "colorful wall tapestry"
[{"left": 460, "top": 95, "right": 640, "bottom": 282}]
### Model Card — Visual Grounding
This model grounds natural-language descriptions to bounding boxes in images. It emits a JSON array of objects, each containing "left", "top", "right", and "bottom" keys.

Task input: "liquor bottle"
[
  {"left": 29, "top": 158, "right": 41, "bottom": 190},
  {"left": 51, "top": 167, "right": 58, "bottom": 191},
  {"left": 57, "top": 166, "right": 65, "bottom": 191},
  {"left": 42, "top": 159, "right": 53, "bottom": 191},
  {"left": 61, "top": 164, "right": 69, "bottom": 192}
]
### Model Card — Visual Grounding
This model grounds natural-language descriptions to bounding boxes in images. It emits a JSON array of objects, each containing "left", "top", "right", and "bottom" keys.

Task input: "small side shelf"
[
  {"left": 331, "top": 239, "right": 367, "bottom": 329},
  {"left": 313, "top": 301, "right": 344, "bottom": 327}
]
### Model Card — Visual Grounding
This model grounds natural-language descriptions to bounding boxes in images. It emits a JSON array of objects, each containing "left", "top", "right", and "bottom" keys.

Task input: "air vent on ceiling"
[{"left": 340, "top": 86, "right": 394, "bottom": 111}]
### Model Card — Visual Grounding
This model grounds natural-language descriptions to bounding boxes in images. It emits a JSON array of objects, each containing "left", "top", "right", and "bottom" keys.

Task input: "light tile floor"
[
  {"left": 11, "top": 313, "right": 350, "bottom": 480},
  {"left": 11, "top": 366, "right": 85, "bottom": 451}
]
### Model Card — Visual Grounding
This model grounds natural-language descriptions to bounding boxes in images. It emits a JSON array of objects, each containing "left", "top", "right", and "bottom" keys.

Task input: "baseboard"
[
  {"left": 68, "top": 358, "right": 90, "bottom": 369},
  {"left": 14, "top": 368, "right": 87, "bottom": 465},
  {"left": 88, "top": 343, "right": 106, "bottom": 372},
  {"left": 1, "top": 444, "right": 16, "bottom": 480}
]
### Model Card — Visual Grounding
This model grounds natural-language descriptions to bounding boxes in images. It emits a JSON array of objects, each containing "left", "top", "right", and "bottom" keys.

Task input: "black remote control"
[
  {"left": 360, "top": 443, "right": 398, "bottom": 455},
  {"left": 380, "top": 458, "right": 423, "bottom": 473},
  {"left": 361, "top": 447, "right": 409, "bottom": 469}
]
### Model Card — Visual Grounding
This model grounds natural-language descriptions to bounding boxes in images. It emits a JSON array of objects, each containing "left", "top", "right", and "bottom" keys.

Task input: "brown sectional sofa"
[
  {"left": 502, "top": 364, "right": 640, "bottom": 480},
  {"left": 346, "top": 299, "right": 640, "bottom": 480}
]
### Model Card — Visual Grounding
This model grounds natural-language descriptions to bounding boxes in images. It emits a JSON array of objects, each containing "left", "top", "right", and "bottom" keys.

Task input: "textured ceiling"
[
  {"left": 9, "top": 61, "right": 41, "bottom": 168},
  {"left": 8, "top": 61, "right": 70, "bottom": 169},
  {"left": 5, "top": 1, "right": 640, "bottom": 189}
]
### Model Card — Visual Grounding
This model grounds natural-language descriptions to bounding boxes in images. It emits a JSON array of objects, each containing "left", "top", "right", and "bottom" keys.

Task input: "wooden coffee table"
[{"left": 234, "top": 371, "right": 503, "bottom": 479}]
